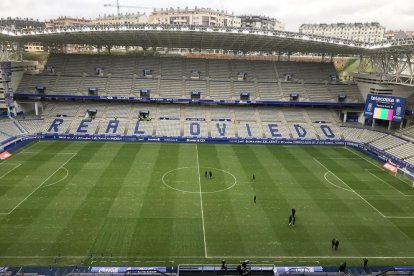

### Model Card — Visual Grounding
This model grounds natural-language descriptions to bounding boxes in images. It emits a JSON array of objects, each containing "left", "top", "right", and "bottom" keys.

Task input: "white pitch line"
[
  {"left": 0, "top": 153, "right": 77, "bottom": 216},
  {"left": 323, "top": 171, "right": 353, "bottom": 192},
  {"left": 1, "top": 255, "right": 414, "bottom": 260},
  {"left": 346, "top": 148, "right": 414, "bottom": 189},
  {"left": 313, "top": 157, "right": 386, "bottom": 218},
  {"left": 19, "top": 152, "right": 77, "bottom": 155},
  {"left": 0, "top": 163, "right": 21, "bottom": 179},
  {"left": 41, "top": 167, "right": 69, "bottom": 188},
  {"left": 317, "top": 158, "right": 361, "bottom": 160},
  {"left": 196, "top": 143, "right": 207, "bottom": 258},
  {"left": 366, "top": 169, "right": 409, "bottom": 197},
  {"left": 207, "top": 255, "right": 414, "bottom": 259}
]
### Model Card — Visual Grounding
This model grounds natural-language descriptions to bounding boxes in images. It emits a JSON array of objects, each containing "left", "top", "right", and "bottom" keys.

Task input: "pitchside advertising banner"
[{"left": 364, "top": 94, "right": 406, "bottom": 122}]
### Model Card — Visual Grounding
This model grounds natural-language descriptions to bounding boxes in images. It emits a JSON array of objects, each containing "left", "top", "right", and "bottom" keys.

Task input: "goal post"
[
  {"left": 397, "top": 167, "right": 414, "bottom": 187},
  {"left": 384, "top": 162, "right": 414, "bottom": 187}
]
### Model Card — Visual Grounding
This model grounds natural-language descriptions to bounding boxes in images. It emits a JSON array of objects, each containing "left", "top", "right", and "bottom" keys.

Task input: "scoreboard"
[{"left": 364, "top": 94, "right": 406, "bottom": 122}]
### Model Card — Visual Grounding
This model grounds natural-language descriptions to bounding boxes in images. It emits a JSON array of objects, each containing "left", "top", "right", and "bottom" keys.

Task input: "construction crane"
[{"left": 104, "top": 0, "right": 154, "bottom": 16}]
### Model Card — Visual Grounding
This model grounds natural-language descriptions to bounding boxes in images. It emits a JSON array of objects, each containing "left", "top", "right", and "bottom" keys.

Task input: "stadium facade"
[{"left": 299, "top": 22, "right": 385, "bottom": 43}]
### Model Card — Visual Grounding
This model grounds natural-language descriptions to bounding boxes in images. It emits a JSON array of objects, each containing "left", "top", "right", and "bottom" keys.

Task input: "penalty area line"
[
  {"left": 346, "top": 148, "right": 414, "bottom": 189},
  {"left": 0, "top": 163, "right": 22, "bottom": 179},
  {"left": 366, "top": 169, "right": 410, "bottom": 197},
  {"left": 313, "top": 157, "right": 386, "bottom": 218},
  {"left": 0, "top": 153, "right": 77, "bottom": 216}
]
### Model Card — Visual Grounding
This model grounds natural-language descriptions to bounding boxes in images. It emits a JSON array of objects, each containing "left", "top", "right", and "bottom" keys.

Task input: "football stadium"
[{"left": 0, "top": 6, "right": 414, "bottom": 276}]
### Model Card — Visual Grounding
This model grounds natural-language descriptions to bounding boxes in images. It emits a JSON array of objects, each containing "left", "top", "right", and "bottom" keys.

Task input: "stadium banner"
[
  {"left": 90, "top": 267, "right": 167, "bottom": 273},
  {"left": 364, "top": 94, "right": 406, "bottom": 122},
  {"left": 275, "top": 267, "right": 323, "bottom": 273},
  {"left": 40, "top": 133, "right": 348, "bottom": 146},
  {"left": 3, "top": 134, "right": 414, "bottom": 172},
  {"left": 13, "top": 93, "right": 365, "bottom": 108},
  {"left": 0, "top": 151, "right": 11, "bottom": 160},
  {"left": 383, "top": 162, "right": 398, "bottom": 173}
]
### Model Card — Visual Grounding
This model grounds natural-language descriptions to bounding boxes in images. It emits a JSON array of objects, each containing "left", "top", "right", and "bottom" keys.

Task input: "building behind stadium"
[
  {"left": 148, "top": 7, "right": 241, "bottom": 27},
  {"left": 299, "top": 22, "right": 385, "bottom": 43}
]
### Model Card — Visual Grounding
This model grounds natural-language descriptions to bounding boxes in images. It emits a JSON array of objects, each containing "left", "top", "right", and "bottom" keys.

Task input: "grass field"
[{"left": 0, "top": 141, "right": 414, "bottom": 267}]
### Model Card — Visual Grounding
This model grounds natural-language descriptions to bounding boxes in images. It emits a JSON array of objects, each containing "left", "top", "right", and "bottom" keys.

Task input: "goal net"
[{"left": 396, "top": 167, "right": 414, "bottom": 187}]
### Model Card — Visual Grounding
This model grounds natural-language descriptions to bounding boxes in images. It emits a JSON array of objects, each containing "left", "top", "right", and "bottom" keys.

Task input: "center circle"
[{"left": 162, "top": 167, "right": 237, "bottom": 194}]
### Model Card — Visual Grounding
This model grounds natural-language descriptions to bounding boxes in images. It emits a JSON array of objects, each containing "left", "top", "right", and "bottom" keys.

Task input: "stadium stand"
[
  {"left": 6, "top": 53, "right": 414, "bottom": 175},
  {"left": 161, "top": 57, "right": 184, "bottom": 79},
  {"left": 156, "top": 120, "right": 181, "bottom": 136},
  {"left": 276, "top": 61, "right": 336, "bottom": 83},
  {"left": 280, "top": 82, "right": 307, "bottom": 101},
  {"left": 128, "top": 120, "right": 154, "bottom": 136},
  {"left": 327, "top": 84, "right": 364, "bottom": 102},
  {"left": 183, "top": 121, "right": 209, "bottom": 137},
  {"left": 233, "top": 80, "right": 256, "bottom": 99},
  {"left": 305, "top": 84, "right": 332, "bottom": 102},
  {"left": 370, "top": 135, "right": 407, "bottom": 150},
  {"left": 184, "top": 80, "right": 207, "bottom": 98},
  {"left": 1, "top": 100, "right": 413, "bottom": 174},
  {"left": 53, "top": 76, "right": 83, "bottom": 95},
  {"left": 352, "top": 128, "right": 388, "bottom": 143},
  {"left": 159, "top": 79, "right": 184, "bottom": 98},
  {"left": 106, "top": 77, "right": 133, "bottom": 96},
  {"left": 209, "top": 81, "right": 233, "bottom": 99},
  {"left": 236, "top": 121, "right": 263, "bottom": 138},
  {"left": 19, "top": 119, "right": 44, "bottom": 134},
  {"left": 133, "top": 78, "right": 159, "bottom": 97},
  {"left": 386, "top": 143, "right": 414, "bottom": 160},
  {"left": 185, "top": 58, "right": 208, "bottom": 80},
  {"left": 256, "top": 82, "right": 283, "bottom": 100},
  {"left": 16, "top": 54, "right": 363, "bottom": 103},
  {"left": 0, "top": 120, "right": 24, "bottom": 139},
  {"left": 397, "top": 125, "right": 414, "bottom": 140},
  {"left": 406, "top": 156, "right": 414, "bottom": 166},
  {"left": 208, "top": 59, "right": 231, "bottom": 80},
  {"left": 252, "top": 60, "right": 278, "bottom": 81}
]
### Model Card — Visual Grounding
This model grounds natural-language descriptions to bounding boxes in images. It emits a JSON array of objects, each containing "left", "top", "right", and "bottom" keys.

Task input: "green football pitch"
[{"left": 0, "top": 141, "right": 414, "bottom": 267}]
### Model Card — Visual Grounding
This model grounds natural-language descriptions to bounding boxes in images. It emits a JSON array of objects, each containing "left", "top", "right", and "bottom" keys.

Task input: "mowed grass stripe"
[
  {"left": 0, "top": 142, "right": 413, "bottom": 266},
  {"left": 315, "top": 150, "right": 414, "bottom": 218},
  {"left": 0, "top": 143, "right": 74, "bottom": 213},
  {"left": 46, "top": 142, "right": 126, "bottom": 256},
  {"left": 128, "top": 143, "right": 204, "bottom": 257},
  {"left": 231, "top": 144, "right": 295, "bottom": 256},
  {"left": 304, "top": 146, "right": 414, "bottom": 256},
  {"left": 198, "top": 144, "right": 245, "bottom": 257},
  {"left": 297, "top": 146, "right": 399, "bottom": 256},
  {"left": 270, "top": 146, "right": 355, "bottom": 256},
  {"left": 0, "top": 141, "right": 76, "bottom": 257},
  {"left": 22, "top": 143, "right": 107, "bottom": 258}
]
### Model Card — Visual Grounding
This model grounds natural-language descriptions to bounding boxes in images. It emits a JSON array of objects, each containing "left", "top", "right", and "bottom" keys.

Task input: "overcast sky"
[{"left": 0, "top": 0, "right": 413, "bottom": 31}]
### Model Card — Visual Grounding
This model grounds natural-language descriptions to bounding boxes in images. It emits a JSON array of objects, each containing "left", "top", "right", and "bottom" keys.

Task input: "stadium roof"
[{"left": 1, "top": 24, "right": 414, "bottom": 55}]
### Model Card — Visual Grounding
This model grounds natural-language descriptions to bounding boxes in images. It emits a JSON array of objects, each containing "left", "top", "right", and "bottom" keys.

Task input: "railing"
[{"left": 1, "top": 24, "right": 414, "bottom": 51}]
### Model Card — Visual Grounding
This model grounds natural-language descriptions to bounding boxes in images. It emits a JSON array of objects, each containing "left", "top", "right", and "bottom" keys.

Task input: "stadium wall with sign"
[
  {"left": 2, "top": 134, "right": 413, "bottom": 172},
  {"left": 364, "top": 94, "right": 406, "bottom": 122}
]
